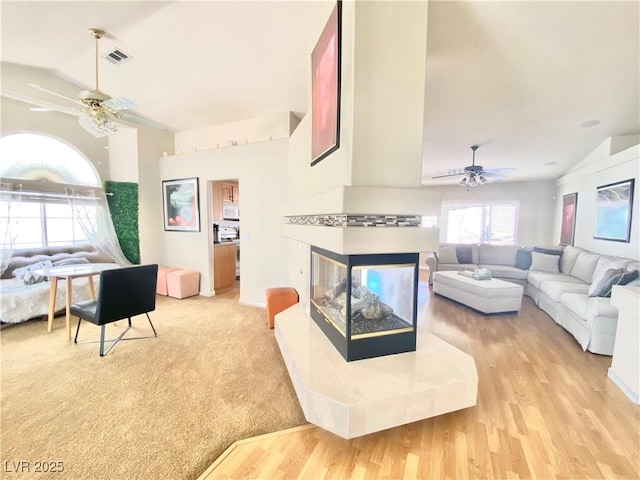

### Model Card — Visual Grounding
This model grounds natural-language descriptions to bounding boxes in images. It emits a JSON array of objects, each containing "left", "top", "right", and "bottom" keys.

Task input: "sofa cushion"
[
  {"left": 478, "top": 244, "right": 518, "bottom": 267},
  {"left": 559, "top": 245, "right": 583, "bottom": 274},
  {"left": 559, "top": 293, "right": 589, "bottom": 321},
  {"left": 530, "top": 252, "right": 560, "bottom": 273},
  {"left": 540, "top": 280, "right": 590, "bottom": 302},
  {"left": 437, "top": 246, "right": 459, "bottom": 264},
  {"left": 516, "top": 248, "right": 533, "bottom": 270},
  {"left": 570, "top": 252, "right": 601, "bottom": 284},
  {"left": 527, "top": 271, "right": 582, "bottom": 289}
]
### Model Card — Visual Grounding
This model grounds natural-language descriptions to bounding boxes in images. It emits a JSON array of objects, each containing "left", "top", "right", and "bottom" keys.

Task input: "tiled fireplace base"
[{"left": 274, "top": 304, "right": 478, "bottom": 439}]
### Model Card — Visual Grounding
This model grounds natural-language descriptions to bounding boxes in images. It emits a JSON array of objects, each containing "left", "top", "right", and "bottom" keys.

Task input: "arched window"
[{"left": 0, "top": 133, "right": 101, "bottom": 248}]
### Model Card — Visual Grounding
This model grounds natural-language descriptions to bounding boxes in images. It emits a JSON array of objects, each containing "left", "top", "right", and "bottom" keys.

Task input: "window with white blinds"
[{"left": 441, "top": 202, "right": 519, "bottom": 245}]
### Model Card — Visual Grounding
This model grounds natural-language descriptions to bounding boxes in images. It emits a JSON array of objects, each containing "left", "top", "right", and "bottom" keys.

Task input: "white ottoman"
[{"left": 433, "top": 271, "right": 524, "bottom": 314}]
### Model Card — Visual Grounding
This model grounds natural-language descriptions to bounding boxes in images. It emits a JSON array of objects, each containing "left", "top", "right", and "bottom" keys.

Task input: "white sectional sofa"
[{"left": 426, "top": 243, "right": 640, "bottom": 355}]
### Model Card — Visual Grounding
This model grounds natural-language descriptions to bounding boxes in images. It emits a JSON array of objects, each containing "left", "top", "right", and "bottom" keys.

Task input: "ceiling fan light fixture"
[
  {"left": 478, "top": 175, "right": 488, "bottom": 185},
  {"left": 459, "top": 176, "right": 468, "bottom": 186},
  {"left": 468, "top": 175, "right": 478, "bottom": 187},
  {"left": 78, "top": 115, "right": 117, "bottom": 138}
]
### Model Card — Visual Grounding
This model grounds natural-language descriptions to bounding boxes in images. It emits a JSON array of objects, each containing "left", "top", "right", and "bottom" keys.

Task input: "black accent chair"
[{"left": 71, "top": 264, "right": 159, "bottom": 356}]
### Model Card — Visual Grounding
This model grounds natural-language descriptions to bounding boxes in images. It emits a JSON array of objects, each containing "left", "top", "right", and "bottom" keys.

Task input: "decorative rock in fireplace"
[{"left": 310, "top": 246, "right": 418, "bottom": 361}]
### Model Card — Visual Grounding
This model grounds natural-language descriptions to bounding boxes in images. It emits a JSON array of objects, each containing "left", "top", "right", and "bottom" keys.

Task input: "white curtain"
[
  {"left": 66, "top": 188, "right": 131, "bottom": 266},
  {"left": 0, "top": 182, "right": 21, "bottom": 277}
]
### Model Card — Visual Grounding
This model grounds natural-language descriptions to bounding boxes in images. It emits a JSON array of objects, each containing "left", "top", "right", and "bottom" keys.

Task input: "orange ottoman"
[
  {"left": 265, "top": 287, "right": 299, "bottom": 328},
  {"left": 166, "top": 270, "right": 200, "bottom": 299},
  {"left": 157, "top": 266, "right": 181, "bottom": 296}
]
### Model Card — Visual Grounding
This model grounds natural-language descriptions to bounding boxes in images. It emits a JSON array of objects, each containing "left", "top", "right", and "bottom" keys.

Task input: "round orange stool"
[{"left": 265, "top": 287, "right": 299, "bottom": 328}]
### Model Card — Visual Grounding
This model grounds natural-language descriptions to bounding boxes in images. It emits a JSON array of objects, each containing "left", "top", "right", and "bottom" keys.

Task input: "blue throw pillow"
[
  {"left": 533, "top": 246, "right": 563, "bottom": 256},
  {"left": 456, "top": 245, "right": 474, "bottom": 264},
  {"left": 596, "top": 270, "right": 639, "bottom": 298},
  {"left": 516, "top": 249, "right": 532, "bottom": 270}
]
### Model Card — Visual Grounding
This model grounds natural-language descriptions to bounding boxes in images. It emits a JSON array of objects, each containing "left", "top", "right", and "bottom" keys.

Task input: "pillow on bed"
[
  {"left": 53, "top": 257, "right": 90, "bottom": 267},
  {"left": 13, "top": 260, "right": 53, "bottom": 285}
]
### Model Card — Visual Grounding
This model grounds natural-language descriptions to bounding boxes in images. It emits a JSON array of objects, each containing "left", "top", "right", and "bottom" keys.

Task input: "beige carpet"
[{"left": 0, "top": 291, "right": 306, "bottom": 479}]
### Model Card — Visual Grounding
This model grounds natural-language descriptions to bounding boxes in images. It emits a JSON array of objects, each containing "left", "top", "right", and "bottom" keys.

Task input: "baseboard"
[
  {"left": 607, "top": 368, "right": 640, "bottom": 404},
  {"left": 239, "top": 298, "right": 266, "bottom": 308}
]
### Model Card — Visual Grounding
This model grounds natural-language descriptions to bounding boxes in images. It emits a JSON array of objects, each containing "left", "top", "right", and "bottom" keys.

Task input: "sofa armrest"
[
  {"left": 423, "top": 252, "right": 438, "bottom": 285},
  {"left": 587, "top": 297, "right": 618, "bottom": 322}
]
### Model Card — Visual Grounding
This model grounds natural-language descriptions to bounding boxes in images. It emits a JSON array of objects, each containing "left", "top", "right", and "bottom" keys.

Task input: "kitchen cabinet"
[
  {"left": 212, "top": 182, "right": 223, "bottom": 221},
  {"left": 222, "top": 182, "right": 239, "bottom": 203},
  {"left": 214, "top": 243, "right": 236, "bottom": 291}
]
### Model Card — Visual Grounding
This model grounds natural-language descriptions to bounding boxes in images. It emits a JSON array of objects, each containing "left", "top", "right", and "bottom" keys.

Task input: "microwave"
[{"left": 222, "top": 204, "right": 240, "bottom": 220}]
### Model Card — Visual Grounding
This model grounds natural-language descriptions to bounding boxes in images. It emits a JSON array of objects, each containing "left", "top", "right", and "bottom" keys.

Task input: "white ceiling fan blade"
[
  {"left": 481, "top": 172, "right": 506, "bottom": 179},
  {"left": 31, "top": 106, "right": 85, "bottom": 115},
  {"left": 102, "top": 96, "right": 136, "bottom": 111},
  {"left": 483, "top": 167, "right": 516, "bottom": 174},
  {"left": 118, "top": 112, "right": 165, "bottom": 130},
  {"left": 27, "top": 83, "right": 83, "bottom": 106},
  {"left": 1, "top": 88, "right": 76, "bottom": 111}
]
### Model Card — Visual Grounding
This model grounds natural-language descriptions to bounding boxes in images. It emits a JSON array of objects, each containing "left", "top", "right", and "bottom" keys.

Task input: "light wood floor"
[{"left": 200, "top": 284, "right": 640, "bottom": 479}]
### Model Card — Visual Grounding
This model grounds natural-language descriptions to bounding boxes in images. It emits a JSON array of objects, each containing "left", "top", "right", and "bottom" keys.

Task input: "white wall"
[
  {"left": 430, "top": 180, "right": 557, "bottom": 247},
  {"left": 137, "top": 129, "right": 175, "bottom": 265},
  {"left": 174, "top": 111, "right": 300, "bottom": 154},
  {"left": 158, "top": 140, "right": 289, "bottom": 306},
  {"left": 1, "top": 97, "right": 110, "bottom": 180},
  {"left": 555, "top": 144, "right": 639, "bottom": 259}
]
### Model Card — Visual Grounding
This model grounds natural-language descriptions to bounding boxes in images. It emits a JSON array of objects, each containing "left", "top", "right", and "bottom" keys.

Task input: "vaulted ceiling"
[{"left": 1, "top": 1, "right": 638, "bottom": 185}]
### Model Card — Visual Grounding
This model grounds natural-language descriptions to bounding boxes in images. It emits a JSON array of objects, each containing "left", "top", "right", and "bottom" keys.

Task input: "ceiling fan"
[
  {"left": 432, "top": 145, "right": 516, "bottom": 186},
  {"left": 3, "top": 28, "right": 163, "bottom": 137}
]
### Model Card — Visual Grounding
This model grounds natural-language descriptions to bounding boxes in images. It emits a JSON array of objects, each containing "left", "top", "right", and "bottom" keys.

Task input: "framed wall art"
[
  {"left": 162, "top": 177, "right": 200, "bottom": 232},
  {"left": 311, "top": 1, "right": 342, "bottom": 166},
  {"left": 560, "top": 192, "right": 578, "bottom": 246},
  {"left": 594, "top": 178, "right": 634, "bottom": 242}
]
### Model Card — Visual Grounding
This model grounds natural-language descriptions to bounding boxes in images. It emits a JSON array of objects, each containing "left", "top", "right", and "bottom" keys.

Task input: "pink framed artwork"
[
  {"left": 311, "top": 1, "right": 342, "bottom": 166},
  {"left": 560, "top": 192, "right": 577, "bottom": 246}
]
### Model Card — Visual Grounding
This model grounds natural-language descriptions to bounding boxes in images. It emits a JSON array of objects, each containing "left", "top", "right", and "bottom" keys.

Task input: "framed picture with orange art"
[{"left": 162, "top": 177, "right": 200, "bottom": 232}]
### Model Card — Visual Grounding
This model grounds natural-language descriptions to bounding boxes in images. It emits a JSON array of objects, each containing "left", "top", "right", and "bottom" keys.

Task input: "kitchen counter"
[{"left": 214, "top": 240, "right": 240, "bottom": 248}]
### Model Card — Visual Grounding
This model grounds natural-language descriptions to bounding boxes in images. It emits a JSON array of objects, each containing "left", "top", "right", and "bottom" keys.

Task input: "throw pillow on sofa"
[
  {"left": 530, "top": 252, "right": 560, "bottom": 273},
  {"left": 516, "top": 248, "right": 533, "bottom": 270},
  {"left": 588, "top": 268, "right": 624, "bottom": 296},
  {"left": 570, "top": 252, "right": 601, "bottom": 283},
  {"left": 456, "top": 245, "right": 474, "bottom": 264},
  {"left": 437, "top": 246, "right": 459, "bottom": 264},
  {"left": 593, "top": 269, "right": 640, "bottom": 298},
  {"left": 588, "top": 257, "right": 632, "bottom": 296}
]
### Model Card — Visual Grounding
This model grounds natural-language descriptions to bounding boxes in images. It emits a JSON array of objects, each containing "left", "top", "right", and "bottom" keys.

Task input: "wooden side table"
[{"left": 33, "top": 263, "right": 121, "bottom": 340}]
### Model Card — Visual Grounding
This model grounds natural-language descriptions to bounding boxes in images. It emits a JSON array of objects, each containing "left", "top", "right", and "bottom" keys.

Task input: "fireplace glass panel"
[
  {"left": 311, "top": 251, "right": 348, "bottom": 337},
  {"left": 350, "top": 265, "right": 415, "bottom": 339},
  {"left": 310, "top": 247, "right": 418, "bottom": 361}
]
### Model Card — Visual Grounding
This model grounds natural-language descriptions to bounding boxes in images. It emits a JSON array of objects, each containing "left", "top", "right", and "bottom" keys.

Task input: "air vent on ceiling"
[{"left": 102, "top": 48, "right": 133, "bottom": 65}]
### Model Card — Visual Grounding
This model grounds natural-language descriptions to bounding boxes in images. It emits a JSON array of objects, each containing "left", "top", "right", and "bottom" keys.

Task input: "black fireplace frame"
[{"left": 310, "top": 246, "right": 419, "bottom": 362}]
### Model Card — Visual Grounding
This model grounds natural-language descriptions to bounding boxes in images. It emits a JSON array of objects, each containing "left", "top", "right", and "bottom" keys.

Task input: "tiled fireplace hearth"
[{"left": 277, "top": 186, "right": 479, "bottom": 438}]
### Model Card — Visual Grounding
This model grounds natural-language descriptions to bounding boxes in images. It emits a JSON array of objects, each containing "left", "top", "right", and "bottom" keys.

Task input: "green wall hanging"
[{"left": 105, "top": 180, "right": 140, "bottom": 264}]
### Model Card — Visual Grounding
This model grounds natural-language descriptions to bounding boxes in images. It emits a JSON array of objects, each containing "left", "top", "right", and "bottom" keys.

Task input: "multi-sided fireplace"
[{"left": 310, "top": 246, "right": 418, "bottom": 362}]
